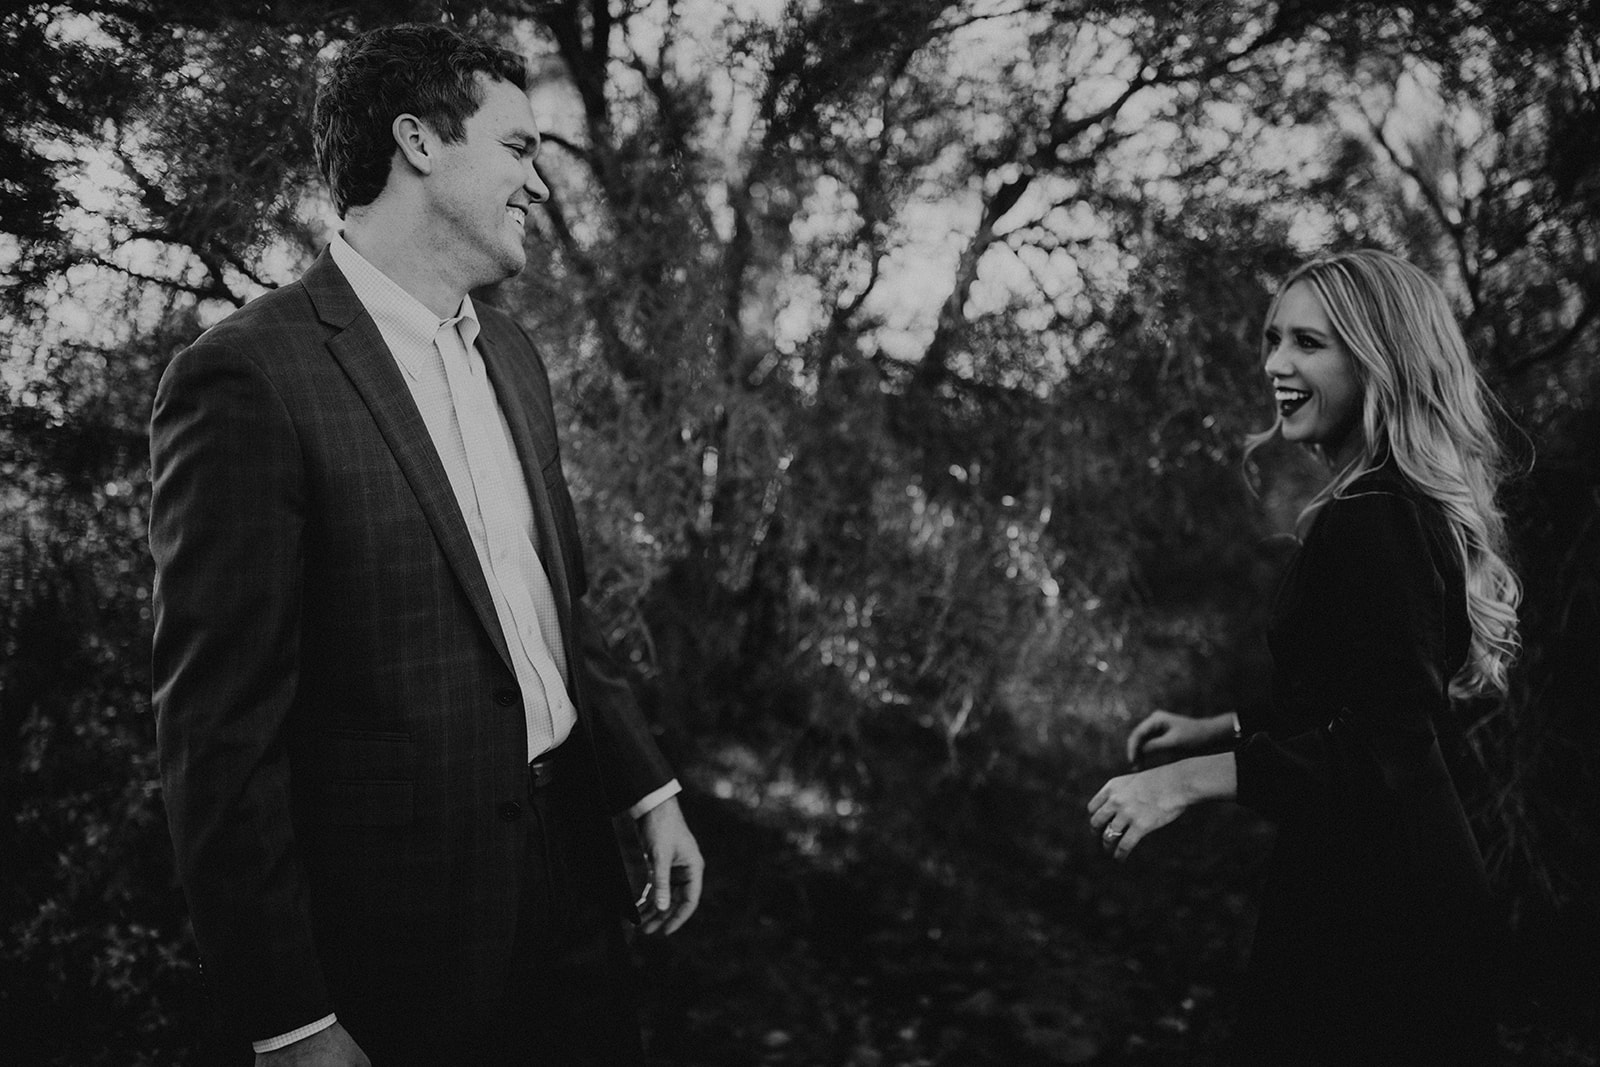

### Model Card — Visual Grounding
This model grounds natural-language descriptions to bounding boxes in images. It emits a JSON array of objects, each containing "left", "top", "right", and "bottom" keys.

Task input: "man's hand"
[
  {"left": 635, "top": 795, "right": 704, "bottom": 935},
  {"left": 254, "top": 1022, "right": 369, "bottom": 1067}
]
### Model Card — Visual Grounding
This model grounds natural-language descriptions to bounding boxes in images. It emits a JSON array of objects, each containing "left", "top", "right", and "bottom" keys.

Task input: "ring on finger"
[{"left": 1103, "top": 826, "right": 1126, "bottom": 840}]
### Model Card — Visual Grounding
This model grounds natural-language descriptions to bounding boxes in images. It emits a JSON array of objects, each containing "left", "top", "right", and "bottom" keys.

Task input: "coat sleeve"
[
  {"left": 1234, "top": 489, "right": 1451, "bottom": 829},
  {"left": 574, "top": 600, "right": 677, "bottom": 813},
  {"left": 149, "top": 339, "right": 331, "bottom": 1041},
  {"left": 500, "top": 315, "right": 677, "bottom": 813}
]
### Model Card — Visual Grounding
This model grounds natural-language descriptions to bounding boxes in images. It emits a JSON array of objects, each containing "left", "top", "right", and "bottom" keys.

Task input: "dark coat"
[
  {"left": 149, "top": 250, "right": 673, "bottom": 1052},
  {"left": 1231, "top": 464, "right": 1496, "bottom": 1066}
]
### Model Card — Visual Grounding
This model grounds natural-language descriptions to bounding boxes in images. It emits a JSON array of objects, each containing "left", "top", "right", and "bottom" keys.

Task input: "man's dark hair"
[{"left": 312, "top": 22, "right": 528, "bottom": 216}]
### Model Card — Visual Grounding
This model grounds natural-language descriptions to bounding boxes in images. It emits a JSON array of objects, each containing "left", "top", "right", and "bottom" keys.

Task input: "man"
[{"left": 150, "top": 22, "right": 703, "bottom": 1066}]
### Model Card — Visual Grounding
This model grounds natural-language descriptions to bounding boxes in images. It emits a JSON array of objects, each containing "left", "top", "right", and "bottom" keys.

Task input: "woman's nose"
[{"left": 1262, "top": 339, "right": 1291, "bottom": 378}]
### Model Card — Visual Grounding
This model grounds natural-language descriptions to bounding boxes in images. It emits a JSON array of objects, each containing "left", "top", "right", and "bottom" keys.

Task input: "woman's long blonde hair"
[{"left": 1246, "top": 249, "right": 1521, "bottom": 698}]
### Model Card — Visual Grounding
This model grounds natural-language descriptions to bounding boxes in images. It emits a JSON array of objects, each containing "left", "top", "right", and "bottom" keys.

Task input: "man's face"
[{"left": 424, "top": 74, "right": 549, "bottom": 290}]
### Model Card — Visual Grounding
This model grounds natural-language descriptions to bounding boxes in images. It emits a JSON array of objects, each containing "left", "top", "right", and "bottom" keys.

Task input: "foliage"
[{"left": 2, "top": 0, "right": 1597, "bottom": 1062}]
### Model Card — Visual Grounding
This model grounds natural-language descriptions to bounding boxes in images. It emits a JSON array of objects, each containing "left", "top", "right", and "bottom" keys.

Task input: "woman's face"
[{"left": 1263, "top": 281, "right": 1364, "bottom": 463}]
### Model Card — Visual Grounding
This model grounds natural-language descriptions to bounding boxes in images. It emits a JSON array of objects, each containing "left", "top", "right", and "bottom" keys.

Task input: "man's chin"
[
  {"left": 499, "top": 244, "right": 528, "bottom": 278},
  {"left": 468, "top": 250, "right": 525, "bottom": 289}
]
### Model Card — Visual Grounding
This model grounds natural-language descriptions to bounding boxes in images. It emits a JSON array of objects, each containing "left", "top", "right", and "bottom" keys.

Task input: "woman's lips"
[{"left": 1276, "top": 386, "right": 1310, "bottom": 417}]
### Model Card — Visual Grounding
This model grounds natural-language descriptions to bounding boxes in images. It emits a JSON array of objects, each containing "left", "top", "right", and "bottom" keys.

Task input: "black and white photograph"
[{"left": 2, "top": 1, "right": 1597, "bottom": 1064}]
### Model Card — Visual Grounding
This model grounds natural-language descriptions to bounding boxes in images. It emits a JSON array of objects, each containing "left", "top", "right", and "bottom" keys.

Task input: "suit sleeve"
[
  {"left": 149, "top": 341, "right": 331, "bottom": 1041},
  {"left": 574, "top": 601, "right": 677, "bottom": 813},
  {"left": 1234, "top": 490, "right": 1450, "bottom": 828},
  {"left": 501, "top": 316, "right": 677, "bottom": 813}
]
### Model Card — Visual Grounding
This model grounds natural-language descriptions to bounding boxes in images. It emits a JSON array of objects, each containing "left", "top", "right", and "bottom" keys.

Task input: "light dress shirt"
[{"left": 253, "top": 237, "right": 678, "bottom": 1054}]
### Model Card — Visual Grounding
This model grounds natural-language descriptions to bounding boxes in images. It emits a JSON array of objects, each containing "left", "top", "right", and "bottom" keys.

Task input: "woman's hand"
[
  {"left": 1087, "top": 764, "right": 1192, "bottom": 861},
  {"left": 1088, "top": 753, "right": 1236, "bottom": 861},
  {"left": 1125, "top": 711, "right": 1234, "bottom": 766}
]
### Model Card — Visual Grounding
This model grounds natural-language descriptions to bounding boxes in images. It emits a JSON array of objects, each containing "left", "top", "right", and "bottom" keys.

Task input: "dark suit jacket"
[{"left": 149, "top": 250, "right": 674, "bottom": 1047}]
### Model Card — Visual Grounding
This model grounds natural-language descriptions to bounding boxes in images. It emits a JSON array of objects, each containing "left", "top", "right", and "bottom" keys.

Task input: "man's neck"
[{"left": 342, "top": 211, "right": 464, "bottom": 319}]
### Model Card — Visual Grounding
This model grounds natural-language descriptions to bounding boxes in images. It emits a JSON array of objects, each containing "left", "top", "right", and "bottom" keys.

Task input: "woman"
[{"left": 1087, "top": 249, "right": 1520, "bottom": 1066}]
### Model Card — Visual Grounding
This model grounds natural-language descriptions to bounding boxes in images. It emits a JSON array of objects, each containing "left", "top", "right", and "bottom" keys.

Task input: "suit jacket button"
[
  {"left": 494, "top": 688, "right": 517, "bottom": 707},
  {"left": 498, "top": 800, "right": 523, "bottom": 821}
]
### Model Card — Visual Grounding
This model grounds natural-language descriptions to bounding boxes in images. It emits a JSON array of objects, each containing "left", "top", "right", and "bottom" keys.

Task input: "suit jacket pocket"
[
  {"left": 315, "top": 728, "right": 413, "bottom": 774},
  {"left": 306, "top": 729, "right": 415, "bottom": 826}
]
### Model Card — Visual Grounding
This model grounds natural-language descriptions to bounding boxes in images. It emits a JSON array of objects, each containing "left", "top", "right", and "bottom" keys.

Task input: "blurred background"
[{"left": 2, "top": 1, "right": 1597, "bottom": 1063}]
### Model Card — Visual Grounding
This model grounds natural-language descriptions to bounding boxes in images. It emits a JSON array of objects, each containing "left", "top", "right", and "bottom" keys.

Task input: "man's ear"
[{"left": 392, "top": 113, "right": 435, "bottom": 176}]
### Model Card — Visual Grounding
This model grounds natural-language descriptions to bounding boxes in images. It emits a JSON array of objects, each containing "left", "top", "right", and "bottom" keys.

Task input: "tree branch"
[
  {"left": 79, "top": 253, "right": 239, "bottom": 304},
  {"left": 1504, "top": 293, "right": 1600, "bottom": 380},
  {"left": 1361, "top": 105, "right": 1483, "bottom": 312},
  {"left": 541, "top": 131, "right": 595, "bottom": 170},
  {"left": 538, "top": 193, "right": 653, "bottom": 389}
]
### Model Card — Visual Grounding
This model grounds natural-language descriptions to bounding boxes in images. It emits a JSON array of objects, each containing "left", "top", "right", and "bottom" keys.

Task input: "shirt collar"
[{"left": 329, "top": 234, "right": 480, "bottom": 379}]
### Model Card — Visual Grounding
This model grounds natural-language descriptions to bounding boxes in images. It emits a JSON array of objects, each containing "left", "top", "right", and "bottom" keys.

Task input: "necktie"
[{"left": 433, "top": 317, "right": 569, "bottom": 757}]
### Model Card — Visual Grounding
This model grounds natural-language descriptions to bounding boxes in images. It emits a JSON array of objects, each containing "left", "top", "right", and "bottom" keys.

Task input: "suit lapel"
[
  {"left": 476, "top": 320, "right": 575, "bottom": 639},
  {"left": 302, "top": 251, "right": 516, "bottom": 673}
]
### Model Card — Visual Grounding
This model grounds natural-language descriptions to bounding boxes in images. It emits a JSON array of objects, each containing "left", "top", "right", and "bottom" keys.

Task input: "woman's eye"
[{"left": 1295, "top": 333, "right": 1322, "bottom": 349}]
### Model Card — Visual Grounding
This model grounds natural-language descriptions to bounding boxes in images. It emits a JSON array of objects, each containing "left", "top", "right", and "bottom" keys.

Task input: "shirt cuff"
[
  {"left": 629, "top": 779, "right": 682, "bottom": 820},
  {"left": 253, "top": 1014, "right": 337, "bottom": 1054}
]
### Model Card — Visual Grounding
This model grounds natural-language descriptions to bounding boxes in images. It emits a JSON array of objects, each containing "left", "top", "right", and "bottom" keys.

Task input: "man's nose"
[{"left": 524, "top": 163, "right": 550, "bottom": 204}]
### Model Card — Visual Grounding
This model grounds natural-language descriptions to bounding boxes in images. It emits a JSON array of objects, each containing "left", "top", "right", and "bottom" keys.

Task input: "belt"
[{"left": 528, "top": 743, "right": 574, "bottom": 792}]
